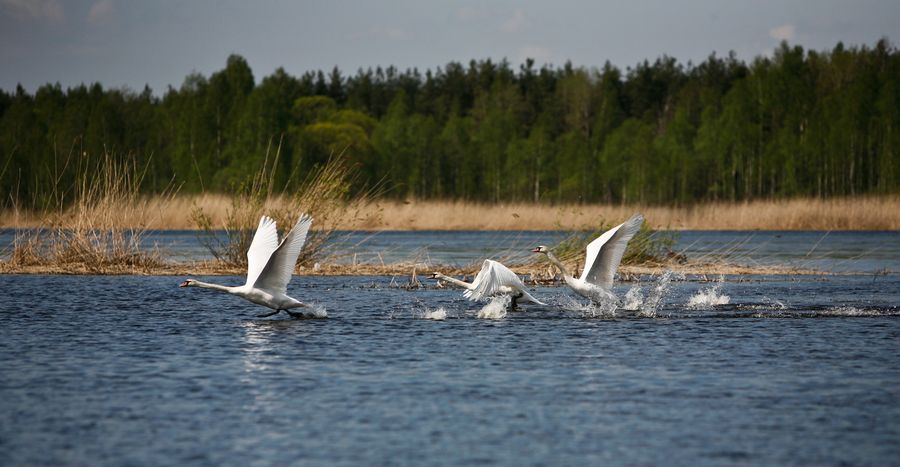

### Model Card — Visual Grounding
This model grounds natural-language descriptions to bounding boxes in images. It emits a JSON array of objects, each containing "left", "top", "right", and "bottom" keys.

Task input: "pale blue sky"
[{"left": 2, "top": 0, "right": 898, "bottom": 94}]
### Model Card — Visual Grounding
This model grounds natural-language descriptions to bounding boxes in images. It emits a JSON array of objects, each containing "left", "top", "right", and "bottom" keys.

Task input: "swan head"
[
  {"left": 179, "top": 279, "right": 196, "bottom": 288},
  {"left": 531, "top": 245, "right": 549, "bottom": 254}
]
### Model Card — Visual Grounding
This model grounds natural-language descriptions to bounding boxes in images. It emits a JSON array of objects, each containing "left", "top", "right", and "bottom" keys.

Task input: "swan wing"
[
  {"left": 253, "top": 214, "right": 313, "bottom": 294},
  {"left": 244, "top": 216, "right": 280, "bottom": 287},
  {"left": 579, "top": 213, "right": 644, "bottom": 289},
  {"left": 464, "top": 259, "right": 530, "bottom": 302}
]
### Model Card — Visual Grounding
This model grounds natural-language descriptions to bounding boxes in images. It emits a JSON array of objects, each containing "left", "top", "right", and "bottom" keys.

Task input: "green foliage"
[{"left": 1, "top": 41, "right": 899, "bottom": 208}]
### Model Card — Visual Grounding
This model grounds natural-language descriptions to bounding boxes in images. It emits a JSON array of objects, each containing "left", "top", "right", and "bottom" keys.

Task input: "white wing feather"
[
  {"left": 464, "top": 259, "right": 544, "bottom": 305},
  {"left": 579, "top": 214, "right": 644, "bottom": 289},
  {"left": 252, "top": 214, "right": 313, "bottom": 293},
  {"left": 244, "top": 216, "right": 279, "bottom": 287}
]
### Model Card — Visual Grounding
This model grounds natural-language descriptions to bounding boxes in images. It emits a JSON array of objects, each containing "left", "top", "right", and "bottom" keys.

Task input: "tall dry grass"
[
  {"left": 1, "top": 153, "right": 176, "bottom": 274},
  {"left": 339, "top": 196, "right": 900, "bottom": 231},
  {"left": 3, "top": 195, "right": 897, "bottom": 232},
  {"left": 190, "top": 149, "right": 379, "bottom": 268}
]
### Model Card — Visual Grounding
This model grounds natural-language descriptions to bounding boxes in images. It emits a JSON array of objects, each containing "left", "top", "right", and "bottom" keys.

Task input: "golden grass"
[
  {"left": 0, "top": 153, "right": 173, "bottom": 274},
  {"left": 4, "top": 195, "right": 896, "bottom": 230},
  {"left": 344, "top": 196, "right": 900, "bottom": 231},
  {"left": 187, "top": 152, "right": 383, "bottom": 270}
]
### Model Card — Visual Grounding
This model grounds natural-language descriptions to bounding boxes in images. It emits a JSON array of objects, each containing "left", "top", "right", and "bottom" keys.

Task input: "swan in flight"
[
  {"left": 180, "top": 214, "right": 315, "bottom": 318},
  {"left": 431, "top": 259, "right": 545, "bottom": 310},
  {"left": 532, "top": 213, "right": 644, "bottom": 302}
]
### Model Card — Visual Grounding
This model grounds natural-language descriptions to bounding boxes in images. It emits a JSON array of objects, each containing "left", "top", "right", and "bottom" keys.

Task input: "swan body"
[
  {"left": 533, "top": 213, "right": 644, "bottom": 302},
  {"left": 180, "top": 214, "right": 314, "bottom": 318},
  {"left": 431, "top": 259, "right": 545, "bottom": 310}
]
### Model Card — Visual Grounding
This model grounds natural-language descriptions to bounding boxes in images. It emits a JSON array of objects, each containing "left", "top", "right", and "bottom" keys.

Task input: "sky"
[{"left": 2, "top": 0, "right": 899, "bottom": 94}]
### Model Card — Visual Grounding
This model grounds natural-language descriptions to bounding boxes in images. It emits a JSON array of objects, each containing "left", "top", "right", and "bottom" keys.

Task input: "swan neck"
[
  {"left": 436, "top": 274, "right": 474, "bottom": 290},
  {"left": 194, "top": 280, "right": 234, "bottom": 293},
  {"left": 545, "top": 252, "right": 573, "bottom": 279}
]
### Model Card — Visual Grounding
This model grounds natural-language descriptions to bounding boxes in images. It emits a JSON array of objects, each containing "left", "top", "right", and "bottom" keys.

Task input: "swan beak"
[
  {"left": 178, "top": 280, "right": 190, "bottom": 287},
  {"left": 531, "top": 247, "right": 541, "bottom": 253},
  {"left": 429, "top": 273, "right": 438, "bottom": 279}
]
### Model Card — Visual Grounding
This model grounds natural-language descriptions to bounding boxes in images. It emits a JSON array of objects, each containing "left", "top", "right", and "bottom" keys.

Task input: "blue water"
[
  {"left": 1, "top": 272, "right": 899, "bottom": 465},
  {"left": 158, "top": 229, "right": 900, "bottom": 272},
  {"left": 3, "top": 229, "right": 897, "bottom": 272}
]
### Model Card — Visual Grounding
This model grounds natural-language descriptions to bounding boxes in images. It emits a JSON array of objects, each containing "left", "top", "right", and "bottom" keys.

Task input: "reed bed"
[
  {"left": 5, "top": 195, "right": 896, "bottom": 231},
  {"left": 0, "top": 153, "right": 174, "bottom": 274},
  {"left": 344, "top": 196, "right": 900, "bottom": 231},
  {"left": 1, "top": 154, "right": 892, "bottom": 277}
]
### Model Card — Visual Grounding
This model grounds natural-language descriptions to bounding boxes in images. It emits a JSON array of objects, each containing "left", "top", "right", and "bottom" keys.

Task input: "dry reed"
[
  {"left": 5, "top": 196, "right": 895, "bottom": 231},
  {"left": 1, "top": 153, "right": 176, "bottom": 274},
  {"left": 190, "top": 148, "right": 379, "bottom": 268},
  {"left": 343, "top": 196, "right": 900, "bottom": 231}
]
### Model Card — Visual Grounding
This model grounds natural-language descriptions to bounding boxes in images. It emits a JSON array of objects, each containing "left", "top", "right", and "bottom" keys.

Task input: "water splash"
[
  {"left": 820, "top": 306, "right": 873, "bottom": 317},
  {"left": 622, "top": 285, "right": 644, "bottom": 311},
  {"left": 294, "top": 303, "right": 328, "bottom": 319},
  {"left": 421, "top": 307, "right": 448, "bottom": 320},
  {"left": 559, "top": 294, "right": 617, "bottom": 318},
  {"left": 640, "top": 270, "right": 679, "bottom": 318},
  {"left": 478, "top": 296, "right": 509, "bottom": 320},
  {"left": 686, "top": 276, "right": 730, "bottom": 308},
  {"left": 759, "top": 296, "right": 787, "bottom": 310}
]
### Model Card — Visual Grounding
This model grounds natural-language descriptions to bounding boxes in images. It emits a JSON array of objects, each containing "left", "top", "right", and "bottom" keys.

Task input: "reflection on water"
[{"left": 0, "top": 273, "right": 898, "bottom": 464}]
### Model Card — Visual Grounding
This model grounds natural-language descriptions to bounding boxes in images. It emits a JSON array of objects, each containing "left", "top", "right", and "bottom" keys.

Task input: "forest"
[{"left": 0, "top": 39, "right": 897, "bottom": 208}]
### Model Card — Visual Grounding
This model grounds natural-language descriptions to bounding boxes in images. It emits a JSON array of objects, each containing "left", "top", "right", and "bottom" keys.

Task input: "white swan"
[
  {"left": 431, "top": 259, "right": 545, "bottom": 310},
  {"left": 532, "top": 213, "right": 644, "bottom": 301},
  {"left": 180, "top": 214, "right": 315, "bottom": 318}
]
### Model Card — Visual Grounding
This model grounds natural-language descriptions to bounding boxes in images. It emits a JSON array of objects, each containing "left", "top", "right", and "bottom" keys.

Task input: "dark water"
[{"left": 2, "top": 273, "right": 899, "bottom": 465}]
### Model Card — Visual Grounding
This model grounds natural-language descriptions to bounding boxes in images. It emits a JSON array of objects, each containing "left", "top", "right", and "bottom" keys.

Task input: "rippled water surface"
[{"left": 2, "top": 272, "right": 899, "bottom": 465}]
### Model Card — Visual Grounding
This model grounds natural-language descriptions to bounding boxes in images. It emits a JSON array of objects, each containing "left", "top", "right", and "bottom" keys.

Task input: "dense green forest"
[{"left": 1, "top": 40, "right": 898, "bottom": 207}]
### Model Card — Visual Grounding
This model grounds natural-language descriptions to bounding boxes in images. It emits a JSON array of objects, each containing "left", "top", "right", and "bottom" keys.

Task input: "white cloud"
[
  {"left": 500, "top": 8, "right": 528, "bottom": 33},
  {"left": 769, "top": 23, "right": 796, "bottom": 41},
  {"left": 1, "top": 0, "right": 63, "bottom": 22},
  {"left": 87, "top": 0, "right": 114, "bottom": 24},
  {"left": 518, "top": 45, "right": 552, "bottom": 63}
]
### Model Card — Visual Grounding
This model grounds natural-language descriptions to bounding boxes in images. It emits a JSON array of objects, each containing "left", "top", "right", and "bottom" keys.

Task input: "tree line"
[{"left": 1, "top": 39, "right": 897, "bottom": 207}]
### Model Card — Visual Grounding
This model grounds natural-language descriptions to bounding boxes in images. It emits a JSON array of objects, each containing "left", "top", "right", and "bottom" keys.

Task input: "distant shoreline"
[
  {"left": 2, "top": 195, "right": 898, "bottom": 231},
  {"left": 0, "top": 261, "right": 841, "bottom": 277}
]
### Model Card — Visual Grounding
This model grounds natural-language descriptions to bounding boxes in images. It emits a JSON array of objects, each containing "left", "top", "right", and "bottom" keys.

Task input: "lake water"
[
  {"left": 4, "top": 229, "right": 895, "bottom": 272},
  {"left": 1, "top": 270, "right": 899, "bottom": 465},
  {"left": 1, "top": 230, "right": 899, "bottom": 464}
]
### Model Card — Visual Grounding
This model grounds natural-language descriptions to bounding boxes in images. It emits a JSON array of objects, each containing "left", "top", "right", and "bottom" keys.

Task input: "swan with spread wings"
[
  {"left": 532, "top": 214, "right": 644, "bottom": 302},
  {"left": 179, "top": 214, "right": 317, "bottom": 318},
  {"left": 431, "top": 259, "right": 545, "bottom": 311}
]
